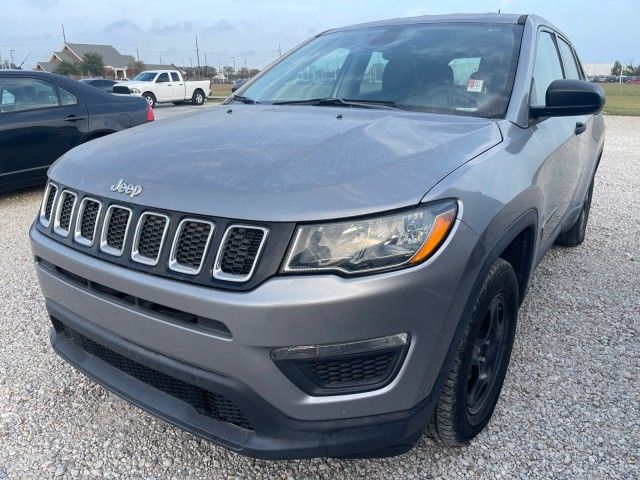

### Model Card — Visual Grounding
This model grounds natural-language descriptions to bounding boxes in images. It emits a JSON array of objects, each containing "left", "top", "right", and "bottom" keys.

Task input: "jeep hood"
[{"left": 49, "top": 105, "right": 502, "bottom": 222}]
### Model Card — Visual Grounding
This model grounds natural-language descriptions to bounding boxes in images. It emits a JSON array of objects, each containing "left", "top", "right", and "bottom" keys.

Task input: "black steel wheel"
[{"left": 428, "top": 258, "right": 518, "bottom": 446}]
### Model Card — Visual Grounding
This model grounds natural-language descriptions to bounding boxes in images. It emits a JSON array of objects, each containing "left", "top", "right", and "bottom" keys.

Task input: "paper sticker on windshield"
[{"left": 467, "top": 79, "right": 484, "bottom": 93}]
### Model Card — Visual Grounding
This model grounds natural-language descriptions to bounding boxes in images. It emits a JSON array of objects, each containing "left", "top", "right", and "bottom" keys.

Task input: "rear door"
[
  {"left": 170, "top": 72, "right": 184, "bottom": 99},
  {"left": 0, "top": 76, "right": 89, "bottom": 186},
  {"left": 154, "top": 72, "right": 173, "bottom": 101},
  {"left": 529, "top": 30, "right": 582, "bottom": 247}
]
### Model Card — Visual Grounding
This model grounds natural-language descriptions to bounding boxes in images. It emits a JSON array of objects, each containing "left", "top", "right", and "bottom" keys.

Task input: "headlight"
[
  {"left": 130, "top": 87, "right": 141, "bottom": 94},
  {"left": 284, "top": 200, "right": 457, "bottom": 275}
]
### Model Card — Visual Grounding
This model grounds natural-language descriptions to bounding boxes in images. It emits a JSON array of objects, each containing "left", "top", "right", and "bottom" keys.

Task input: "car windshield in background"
[
  {"left": 133, "top": 72, "right": 157, "bottom": 82},
  {"left": 240, "top": 23, "right": 523, "bottom": 118}
]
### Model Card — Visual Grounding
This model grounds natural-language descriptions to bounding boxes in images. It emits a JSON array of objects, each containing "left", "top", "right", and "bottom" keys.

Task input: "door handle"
[
  {"left": 166, "top": 84, "right": 172, "bottom": 86},
  {"left": 63, "top": 115, "right": 86, "bottom": 122},
  {"left": 575, "top": 122, "right": 587, "bottom": 135}
]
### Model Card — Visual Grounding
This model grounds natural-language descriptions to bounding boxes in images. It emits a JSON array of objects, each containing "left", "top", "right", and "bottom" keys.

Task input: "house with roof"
[{"left": 35, "top": 43, "right": 135, "bottom": 79}]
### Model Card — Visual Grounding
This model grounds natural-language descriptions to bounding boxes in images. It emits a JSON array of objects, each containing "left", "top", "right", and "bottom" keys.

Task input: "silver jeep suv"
[{"left": 30, "top": 13, "right": 605, "bottom": 459}]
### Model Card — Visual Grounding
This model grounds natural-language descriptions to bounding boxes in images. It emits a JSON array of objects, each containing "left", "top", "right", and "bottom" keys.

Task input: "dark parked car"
[
  {"left": 0, "top": 71, "right": 153, "bottom": 192},
  {"left": 79, "top": 78, "right": 118, "bottom": 93},
  {"left": 31, "top": 14, "right": 604, "bottom": 459}
]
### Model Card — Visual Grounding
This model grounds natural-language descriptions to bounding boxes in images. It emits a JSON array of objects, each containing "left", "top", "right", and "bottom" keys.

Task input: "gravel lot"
[{"left": 0, "top": 116, "right": 638, "bottom": 479}]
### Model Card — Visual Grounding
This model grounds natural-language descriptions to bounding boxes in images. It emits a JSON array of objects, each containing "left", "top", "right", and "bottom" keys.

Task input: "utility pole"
[
  {"left": 62, "top": 24, "right": 66, "bottom": 43},
  {"left": 278, "top": 44, "right": 282, "bottom": 57},
  {"left": 136, "top": 49, "right": 139, "bottom": 62},
  {"left": 244, "top": 57, "right": 247, "bottom": 78},
  {"left": 160, "top": 55, "right": 163, "bottom": 65},
  {"left": 195, "top": 35, "right": 201, "bottom": 77},
  {"left": 10, "top": 50, "right": 15, "bottom": 67}
]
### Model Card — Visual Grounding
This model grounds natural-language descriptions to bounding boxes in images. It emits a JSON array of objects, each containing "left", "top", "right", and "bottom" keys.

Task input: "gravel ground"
[{"left": 0, "top": 116, "right": 638, "bottom": 479}]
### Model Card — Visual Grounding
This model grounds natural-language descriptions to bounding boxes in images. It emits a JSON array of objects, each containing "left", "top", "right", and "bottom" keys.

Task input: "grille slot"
[
  {"left": 53, "top": 190, "right": 77, "bottom": 237},
  {"left": 73, "top": 198, "right": 102, "bottom": 246},
  {"left": 100, "top": 205, "right": 132, "bottom": 256},
  {"left": 169, "top": 219, "right": 214, "bottom": 275},
  {"left": 51, "top": 318, "right": 251, "bottom": 429},
  {"left": 131, "top": 212, "right": 169, "bottom": 266},
  {"left": 213, "top": 225, "right": 269, "bottom": 282},
  {"left": 40, "top": 182, "right": 58, "bottom": 227}
]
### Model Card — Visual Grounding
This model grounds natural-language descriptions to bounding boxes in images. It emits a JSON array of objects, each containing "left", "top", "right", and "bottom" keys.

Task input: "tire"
[
  {"left": 142, "top": 92, "right": 156, "bottom": 108},
  {"left": 192, "top": 89, "right": 205, "bottom": 105},
  {"left": 428, "top": 258, "right": 518, "bottom": 447},
  {"left": 555, "top": 179, "right": 594, "bottom": 247}
]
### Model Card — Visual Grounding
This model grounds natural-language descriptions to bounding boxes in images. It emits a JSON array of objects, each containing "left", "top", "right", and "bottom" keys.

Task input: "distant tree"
[
  {"left": 249, "top": 68, "right": 260, "bottom": 77},
  {"left": 222, "top": 65, "right": 235, "bottom": 81},
  {"left": 623, "top": 63, "right": 636, "bottom": 76},
  {"left": 55, "top": 60, "right": 81, "bottom": 76},
  {"left": 237, "top": 67, "right": 249, "bottom": 79},
  {"left": 82, "top": 53, "right": 105, "bottom": 76},
  {"left": 127, "top": 60, "right": 146, "bottom": 78},
  {"left": 611, "top": 60, "right": 623, "bottom": 76}
]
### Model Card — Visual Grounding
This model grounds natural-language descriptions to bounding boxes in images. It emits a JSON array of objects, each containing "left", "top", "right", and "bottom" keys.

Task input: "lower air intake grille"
[
  {"left": 219, "top": 227, "right": 265, "bottom": 276},
  {"left": 309, "top": 352, "right": 397, "bottom": 386},
  {"left": 105, "top": 207, "right": 131, "bottom": 251},
  {"left": 79, "top": 200, "right": 100, "bottom": 242},
  {"left": 51, "top": 318, "right": 253, "bottom": 430}
]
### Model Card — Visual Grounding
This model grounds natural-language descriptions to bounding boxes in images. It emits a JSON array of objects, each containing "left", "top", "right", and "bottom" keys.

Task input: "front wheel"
[
  {"left": 428, "top": 258, "right": 518, "bottom": 446},
  {"left": 142, "top": 92, "right": 156, "bottom": 108},
  {"left": 192, "top": 90, "right": 205, "bottom": 105}
]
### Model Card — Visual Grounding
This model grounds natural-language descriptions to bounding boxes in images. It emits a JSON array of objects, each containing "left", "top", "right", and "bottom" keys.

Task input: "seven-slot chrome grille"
[{"left": 37, "top": 182, "right": 283, "bottom": 289}]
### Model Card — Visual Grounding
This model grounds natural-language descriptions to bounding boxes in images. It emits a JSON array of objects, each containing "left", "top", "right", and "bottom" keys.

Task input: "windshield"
[
  {"left": 133, "top": 72, "right": 158, "bottom": 82},
  {"left": 239, "top": 23, "right": 523, "bottom": 118}
]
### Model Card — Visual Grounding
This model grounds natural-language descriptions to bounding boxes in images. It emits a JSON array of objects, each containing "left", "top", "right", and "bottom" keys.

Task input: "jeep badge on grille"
[{"left": 110, "top": 179, "right": 143, "bottom": 198}]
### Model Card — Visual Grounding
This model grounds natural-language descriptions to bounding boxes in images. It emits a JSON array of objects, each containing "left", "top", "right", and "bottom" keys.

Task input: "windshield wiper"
[
  {"left": 272, "top": 97, "right": 400, "bottom": 110},
  {"left": 231, "top": 94, "right": 258, "bottom": 104}
]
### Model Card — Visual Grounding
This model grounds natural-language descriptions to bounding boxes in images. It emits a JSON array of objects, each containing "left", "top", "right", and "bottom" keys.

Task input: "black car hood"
[{"left": 50, "top": 105, "right": 502, "bottom": 221}]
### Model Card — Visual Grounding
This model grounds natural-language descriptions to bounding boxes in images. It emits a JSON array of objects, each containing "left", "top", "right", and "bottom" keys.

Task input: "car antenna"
[{"left": 18, "top": 51, "right": 32, "bottom": 69}]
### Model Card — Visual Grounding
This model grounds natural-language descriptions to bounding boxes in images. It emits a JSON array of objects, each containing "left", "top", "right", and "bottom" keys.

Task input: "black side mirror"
[{"left": 531, "top": 79, "right": 605, "bottom": 118}]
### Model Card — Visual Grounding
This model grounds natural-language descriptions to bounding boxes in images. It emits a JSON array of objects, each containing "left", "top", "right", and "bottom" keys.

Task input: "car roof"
[{"left": 325, "top": 13, "right": 564, "bottom": 38}]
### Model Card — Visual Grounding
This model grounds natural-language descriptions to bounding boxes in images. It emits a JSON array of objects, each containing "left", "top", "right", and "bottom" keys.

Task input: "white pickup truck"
[{"left": 113, "top": 70, "right": 210, "bottom": 107}]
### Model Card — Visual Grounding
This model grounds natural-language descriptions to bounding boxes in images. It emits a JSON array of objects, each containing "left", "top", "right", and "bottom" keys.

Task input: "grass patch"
[
  {"left": 210, "top": 84, "right": 232, "bottom": 98},
  {"left": 601, "top": 83, "right": 640, "bottom": 116}
]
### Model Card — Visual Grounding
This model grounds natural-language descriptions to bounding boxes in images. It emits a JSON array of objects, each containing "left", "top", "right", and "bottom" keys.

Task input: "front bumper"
[
  {"left": 49, "top": 301, "right": 432, "bottom": 458},
  {"left": 30, "top": 219, "right": 482, "bottom": 457}
]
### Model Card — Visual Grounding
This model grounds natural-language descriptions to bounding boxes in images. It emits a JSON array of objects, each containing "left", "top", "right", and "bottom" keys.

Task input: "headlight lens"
[
  {"left": 284, "top": 201, "right": 457, "bottom": 275},
  {"left": 130, "top": 87, "right": 141, "bottom": 94}
]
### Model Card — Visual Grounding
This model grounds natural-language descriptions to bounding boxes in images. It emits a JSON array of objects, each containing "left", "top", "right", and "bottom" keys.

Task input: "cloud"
[
  {"left": 404, "top": 8, "right": 430, "bottom": 17},
  {"left": 205, "top": 19, "right": 234, "bottom": 33},
  {"left": 102, "top": 20, "right": 142, "bottom": 33},
  {"left": 149, "top": 20, "right": 195, "bottom": 34}
]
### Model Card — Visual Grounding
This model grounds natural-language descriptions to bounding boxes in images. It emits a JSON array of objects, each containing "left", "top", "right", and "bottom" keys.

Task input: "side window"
[
  {"left": 170, "top": 72, "right": 180, "bottom": 82},
  {"left": 531, "top": 32, "right": 564, "bottom": 107},
  {"left": 156, "top": 73, "right": 170, "bottom": 83},
  {"left": 58, "top": 87, "right": 78, "bottom": 106},
  {"left": 359, "top": 51, "right": 388, "bottom": 95},
  {"left": 0, "top": 78, "right": 59, "bottom": 113},
  {"left": 557, "top": 38, "right": 581, "bottom": 80}
]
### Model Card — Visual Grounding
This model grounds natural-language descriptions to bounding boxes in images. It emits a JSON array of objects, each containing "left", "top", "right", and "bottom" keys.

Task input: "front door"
[
  {"left": 154, "top": 72, "right": 173, "bottom": 101},
  {"left": 0, "top": 76, "right": 88, "bottom": 187},
  {"left": 529, "top": 31, "right": 582, "bottom": 247}
]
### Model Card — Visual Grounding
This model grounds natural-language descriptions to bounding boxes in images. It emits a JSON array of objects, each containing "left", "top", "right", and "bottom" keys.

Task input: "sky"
[{"left": 0, "top": 0, "right": 637, "bottom": 70}]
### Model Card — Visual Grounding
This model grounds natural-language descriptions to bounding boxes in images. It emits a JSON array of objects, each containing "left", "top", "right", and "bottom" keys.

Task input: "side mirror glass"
[{"left": 531, "top": 79, "right": 605, "bottom": 118}]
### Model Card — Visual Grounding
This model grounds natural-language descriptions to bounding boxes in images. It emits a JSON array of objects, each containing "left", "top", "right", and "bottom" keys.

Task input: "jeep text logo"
[{"left": 110, "top": 179, "right": 143, "bottom": 198}]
